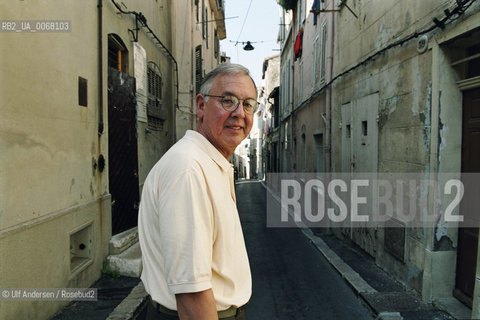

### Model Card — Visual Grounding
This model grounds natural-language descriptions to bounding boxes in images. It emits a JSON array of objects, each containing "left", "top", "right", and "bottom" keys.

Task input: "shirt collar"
[{"left": 184, "top": 130, "right": 233, "bottom": 172}]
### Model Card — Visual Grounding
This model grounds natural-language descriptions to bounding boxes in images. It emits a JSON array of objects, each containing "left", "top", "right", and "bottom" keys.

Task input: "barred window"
[
  {"left": 214, "top": 29, "right": 219, "bottom": 60},
  {"left": 195, "top": 45, "right": 203, "bottom": 94},
  {"left": 147, "top": 62, "right": 164, "bottom": 130}
]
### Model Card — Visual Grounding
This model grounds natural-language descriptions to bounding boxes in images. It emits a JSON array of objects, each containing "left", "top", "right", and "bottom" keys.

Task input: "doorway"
[
  {"left": 107, "top": 34, "right": 140, "bottom": 235},
  {"left": 455, "top": 87, "right": 480, "bottom": 307},
  {"left": 341, "top": 93, "right": 379, "bottom": 256}
]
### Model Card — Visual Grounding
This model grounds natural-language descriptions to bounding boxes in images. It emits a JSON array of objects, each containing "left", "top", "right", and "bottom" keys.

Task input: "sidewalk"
[
  {"left": 304, "top": 229, "right": 456, "bottom": 320},
  {"left": 50, "top": 275, "right": 142, "bottom": 320}
]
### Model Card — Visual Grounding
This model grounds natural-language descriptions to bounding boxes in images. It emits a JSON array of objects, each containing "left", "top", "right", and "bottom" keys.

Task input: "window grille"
[
  {"left": 147, "top": 61, "right": 164, "bottom": 130},
  {"left": 195, "top": 46, "right": 203, "bottom": 94},
  {"left": 214, "top": 29, "right": 219, "bottom": 59}
]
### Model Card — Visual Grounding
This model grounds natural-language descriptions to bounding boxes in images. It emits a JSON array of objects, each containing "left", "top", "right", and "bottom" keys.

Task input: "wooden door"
[
  {"left": 341, "top": 94, "right": 379, "bottom": 256},
  {"left": 455, "top": 87, "right": 480, "bottom": 307}
]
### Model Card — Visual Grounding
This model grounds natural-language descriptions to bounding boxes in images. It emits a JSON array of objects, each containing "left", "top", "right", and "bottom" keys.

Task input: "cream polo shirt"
[{"left": 138, "top": 130, "right": 252, "bottom": 311}]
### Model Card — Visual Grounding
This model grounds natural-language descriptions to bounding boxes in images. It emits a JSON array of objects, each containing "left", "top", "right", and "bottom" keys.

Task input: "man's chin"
[{"left": 223, "top": 135, "right": 245, "bottom": 148}]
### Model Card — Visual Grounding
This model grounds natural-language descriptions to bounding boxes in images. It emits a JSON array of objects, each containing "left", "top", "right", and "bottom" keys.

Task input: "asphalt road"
[{"left": 236, "top": 181, "right": 374, "bottom": 320}]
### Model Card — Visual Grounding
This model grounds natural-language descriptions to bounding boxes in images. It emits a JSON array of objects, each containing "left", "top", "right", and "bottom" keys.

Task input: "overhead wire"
[{"left": 235, "top": 0, "right": 254, "bottom": 44}]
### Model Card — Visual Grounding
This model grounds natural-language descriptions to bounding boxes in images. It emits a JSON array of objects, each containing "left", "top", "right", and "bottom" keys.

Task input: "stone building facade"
[{"left": 277, "top": 0, "right": 480, "bottom": 317}]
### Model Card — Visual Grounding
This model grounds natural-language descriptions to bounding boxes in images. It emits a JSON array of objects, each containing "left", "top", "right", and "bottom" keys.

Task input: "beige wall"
[
  {"left": 0, "top": 0, "right": 105, "bottom": 230},
  {"left": 0, "top": 0, "right": 111, "bottom": 309},
  {"left": 0, "top": 0, "right": 178, "bottom": 318}
]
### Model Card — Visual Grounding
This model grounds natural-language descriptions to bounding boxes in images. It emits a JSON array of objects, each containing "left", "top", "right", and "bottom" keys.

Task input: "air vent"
[{"left": 70, "top": 222, "right": 93, "bottom": 274}]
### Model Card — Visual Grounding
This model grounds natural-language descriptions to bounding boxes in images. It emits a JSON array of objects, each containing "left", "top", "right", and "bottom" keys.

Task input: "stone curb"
[{"left": 106, "top": 281, "right": 149, "bottom": 320}]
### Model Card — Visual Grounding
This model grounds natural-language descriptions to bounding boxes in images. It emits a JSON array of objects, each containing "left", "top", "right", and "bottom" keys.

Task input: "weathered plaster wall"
[
  {"left": 0, "top": 1, "right": 177, "bottom": 319},
  {"left": 330, "top": 0, "right": 471, "bottom": 300}
]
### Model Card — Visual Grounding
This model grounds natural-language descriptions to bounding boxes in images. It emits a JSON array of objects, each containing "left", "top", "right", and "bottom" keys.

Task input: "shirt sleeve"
[{"left": 157, "top": 166, "right": 214, "bottom": 295}]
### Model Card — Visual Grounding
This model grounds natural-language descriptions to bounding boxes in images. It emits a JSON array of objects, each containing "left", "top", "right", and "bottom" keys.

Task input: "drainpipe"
[
  {"left": 97, "top": 0, "right": 105, "bottom": 236},
  {"left": 98, "top": 0, "right": 104, "bottom": 136},
  {"left": 326, "top": 0, "right": 334, "bottom": 173}
]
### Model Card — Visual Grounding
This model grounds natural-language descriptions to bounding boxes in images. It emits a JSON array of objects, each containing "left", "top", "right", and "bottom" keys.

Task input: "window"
[
  {"left": 205, "top": 9, "right": 209, "bottom": 48},
  {"left": 298, "top": 61, "right": 303, "bottom": 105},
  {"left": 214, "top": 29, "right": 219, "bottom": 60},
  {"left": 320, "top": 21, "right": 327, "bottom": 83},
  {"left": 313, "top": 35, "right": 319, "bottom": 86},
  {"left": 108, "top": 34, "right": 128, "bottom": 73},
  {"left": 297, "top": 0, "right": 304, "bottom": 30},
  {"left": 362, "top": 121, "right": 368, "bottom": 136},
  {"left": 287, "top": 59, "right": 291, "bottom": 108},
  {"left": 195, "top": 0, "right": 199, "bottom": 22},
  {"left": 314, "top": 133, "right": 324, "bottom": 173},
  {"left": 195, "top": 45, "right": 203, "bottom": 94},
  {"left": 312, "top": 0, "right": 320, "bottom": 25},
  {"left": 78, "top": 77, "right": 87, "bottom": 107},
  {"left": 280, "top": 11, "right": 287, "bottom": 43},
  {"left": 202, "top": 0, "right": 207, "bottom": 39},
  {"left": 147, "top": 62, "right": 164, "bottom": 130}
]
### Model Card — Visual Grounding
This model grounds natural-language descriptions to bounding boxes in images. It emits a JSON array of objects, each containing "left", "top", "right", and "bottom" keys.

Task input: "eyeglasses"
[{"left": 204, "top": 94, "right": 259, "bottom": 115}]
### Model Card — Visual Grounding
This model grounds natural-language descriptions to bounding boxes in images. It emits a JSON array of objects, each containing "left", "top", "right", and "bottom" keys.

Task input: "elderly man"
[{"left": 138, "top": 63, "right": 258, "bottom": 320}]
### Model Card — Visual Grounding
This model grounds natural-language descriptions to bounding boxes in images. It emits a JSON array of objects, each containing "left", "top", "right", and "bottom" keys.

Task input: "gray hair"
[{"left": 199, "top": 63, "right": 257, "bottom": 97}]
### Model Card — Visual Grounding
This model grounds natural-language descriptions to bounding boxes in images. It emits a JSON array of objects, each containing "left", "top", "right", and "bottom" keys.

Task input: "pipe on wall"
[
  {"left": 98, "top": 0, "right": 104, "bottom": 135},
  {"left": 326, "top": 0, "right": 334, "bottom": 173}
]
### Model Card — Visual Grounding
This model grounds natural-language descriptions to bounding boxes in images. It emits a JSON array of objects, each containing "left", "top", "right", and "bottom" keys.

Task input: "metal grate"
[
  {"left": 195, "top": 46, "right": 203, "bottom": 94},
  {"left": 147, "top": 61, "right": 164, "bottom": 130}
]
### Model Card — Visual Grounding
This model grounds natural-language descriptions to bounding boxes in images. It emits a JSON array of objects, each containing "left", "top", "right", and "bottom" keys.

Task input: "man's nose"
[{"left": 231, "top": 101, "right": 247, "bottom": 117}]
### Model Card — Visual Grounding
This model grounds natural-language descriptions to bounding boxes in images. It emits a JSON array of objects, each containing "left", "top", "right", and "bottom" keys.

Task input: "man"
[{"left": 138, "top": 63, "right": 258, "bottom": 319}]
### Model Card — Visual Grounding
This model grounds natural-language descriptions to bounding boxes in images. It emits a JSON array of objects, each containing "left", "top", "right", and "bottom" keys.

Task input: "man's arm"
[{"left": 176, "top": 289, "right": 218, "bottom": 320}]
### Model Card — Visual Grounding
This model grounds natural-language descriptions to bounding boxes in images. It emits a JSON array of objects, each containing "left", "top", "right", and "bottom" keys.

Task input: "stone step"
[
  {"left": 110, "top": 227, "right": 138, "bottom": 255},
  {"left": 107, "top": 241, "right": 142, "bottom": 278}
]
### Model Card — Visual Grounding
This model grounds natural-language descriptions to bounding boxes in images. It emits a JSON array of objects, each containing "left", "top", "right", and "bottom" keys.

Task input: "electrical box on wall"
[{"left": 70, "top": 222, "right": 93, "bottom": 274}]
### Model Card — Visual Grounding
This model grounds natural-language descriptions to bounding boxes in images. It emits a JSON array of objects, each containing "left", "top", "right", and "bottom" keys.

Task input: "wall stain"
[
  {"left": 376, "top": 21, "right": 393, "bottom": 51},
  {"left": 2, "top": 131, "right": 55, "bottom": 158},
  {"left": 69, "top": 178, "right": 75, "bottom": 194},
  {"left": 378, "top": 95, "right": 400, "bottom": 129}
]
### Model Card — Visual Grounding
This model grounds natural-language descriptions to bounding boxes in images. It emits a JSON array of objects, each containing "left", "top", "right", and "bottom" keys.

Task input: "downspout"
[
  {"left": 326, "top": 0, "right": 334, "bottom": 173},
  {"left": 98, "top": 0, "right": 104, "bottom": 135},
  {"left": 170, "top": 3, "right": 177, "bottom": 143},
  {"left": 97, "top": 0, "right": 104, "bottom": 237}
]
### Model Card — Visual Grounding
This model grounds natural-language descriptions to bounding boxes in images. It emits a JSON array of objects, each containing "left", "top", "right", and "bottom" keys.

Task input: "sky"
[{"left": 220, "top": 0, "right": 281, "bottom": 86}]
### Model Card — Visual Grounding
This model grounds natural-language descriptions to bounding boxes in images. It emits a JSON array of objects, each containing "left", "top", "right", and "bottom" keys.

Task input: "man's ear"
[{"left": 195, "top": 94, "right": 205, "bottom": 120}]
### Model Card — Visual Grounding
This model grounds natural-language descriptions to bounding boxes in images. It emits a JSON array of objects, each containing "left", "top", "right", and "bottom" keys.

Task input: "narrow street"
[{"left": 236, "top": 181, "right": 374, "bottom": 320}]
